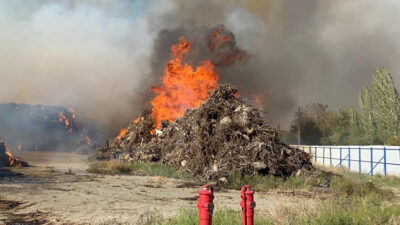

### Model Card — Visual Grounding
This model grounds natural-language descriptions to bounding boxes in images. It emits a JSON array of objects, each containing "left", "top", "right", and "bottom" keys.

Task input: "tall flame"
[{"left": 150, "top": 37, "right": 219, "bottom": 131}]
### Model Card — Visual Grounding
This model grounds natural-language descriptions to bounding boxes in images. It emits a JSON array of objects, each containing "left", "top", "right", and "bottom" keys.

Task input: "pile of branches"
[
  {"left": 97, "top": 85, "right": 313, "bottom": 179},
  {"left": 0, "top": 103, "right": 94, "bottom": 151}
]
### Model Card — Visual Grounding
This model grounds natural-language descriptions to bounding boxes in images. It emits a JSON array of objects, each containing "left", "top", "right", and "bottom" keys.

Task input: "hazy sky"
[{"left": 1, "top": 0, "right": 400, "bottom": 136}]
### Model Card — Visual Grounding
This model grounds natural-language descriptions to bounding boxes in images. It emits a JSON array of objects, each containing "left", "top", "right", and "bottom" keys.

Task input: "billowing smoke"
[
  {"left": 0, "top": 0, "right": 154, "bottom": 139},
  {"left": 1, "top": 0, "right": 400, "bottom": 143},
  {"left": 149, "top": 0, "right": 400, "bottom": 127}
]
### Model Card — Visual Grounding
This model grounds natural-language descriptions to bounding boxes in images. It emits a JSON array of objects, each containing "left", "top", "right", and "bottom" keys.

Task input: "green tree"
[
  {"left": 358, "top": 86, "right": 376, "bottom": 144},
  {"left": 289, "top": 104, "right": 335, "bottom": 145},
  {"left": 370, "top": 68, "right": 400, "bottom": 143},
  {"left": 290, "top": 113, "right": 322, "bottom": 145},
  {"left": 327, "top": 107, "right": 363, "bottom": 145}
]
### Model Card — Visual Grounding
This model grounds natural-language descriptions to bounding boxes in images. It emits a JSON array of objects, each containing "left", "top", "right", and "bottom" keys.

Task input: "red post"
[
  {"left": 240, "top": 186, "right": 248, "bottom": 225},
  {"left": 197, "top": 185, "right": 214, "bottom": 225},
  {"left": 241, "top": 185, "right": 256, "bottom": 225},
  {"left": 245, "top": 187, "right": 255, "bottom": 225}
]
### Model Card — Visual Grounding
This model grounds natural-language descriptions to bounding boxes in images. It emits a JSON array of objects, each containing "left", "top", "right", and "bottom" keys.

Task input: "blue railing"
[{"left": 293, "top": 145, "right": 400, "bottom": 176}]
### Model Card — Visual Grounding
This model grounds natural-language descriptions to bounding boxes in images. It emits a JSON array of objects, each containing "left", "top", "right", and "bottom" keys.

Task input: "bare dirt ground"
[{"left": 0, "top": 151, "right": 318, "bottom": 225}]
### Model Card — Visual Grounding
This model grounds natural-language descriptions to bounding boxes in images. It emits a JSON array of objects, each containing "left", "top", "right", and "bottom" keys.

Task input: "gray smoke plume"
[{"left": 0, "top": 0, "right": 155, "bottom": 139}]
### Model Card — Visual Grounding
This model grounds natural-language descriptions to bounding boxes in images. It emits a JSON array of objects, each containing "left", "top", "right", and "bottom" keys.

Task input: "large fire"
[
  {"left": 112, "top": 26, "right": 249, "bottom": 139},
  {"left": 150, "top": 37, "right": 219, "bottom": 131}
]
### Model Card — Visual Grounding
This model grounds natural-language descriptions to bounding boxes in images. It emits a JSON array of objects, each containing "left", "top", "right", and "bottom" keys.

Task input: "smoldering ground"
[{"left": 1, "top": 0, "right": 400, "bottom": 140}]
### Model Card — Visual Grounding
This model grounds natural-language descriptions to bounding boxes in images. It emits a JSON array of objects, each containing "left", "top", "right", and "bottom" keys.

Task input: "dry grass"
[{"left": 87, "top": 161, "right": 191, "bottom": 180}]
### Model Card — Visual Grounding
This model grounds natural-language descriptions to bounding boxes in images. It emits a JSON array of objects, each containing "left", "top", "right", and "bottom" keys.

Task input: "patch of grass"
[
  {"left": 151, "top": 208, "right": 271, "bottom": 225},
  {"left": 316, "top": 165, "right": 400, "bottom": 188},
  {"left": 330, "top": 176, "right": 394, "bottom": 200},
  {"left": 296, "top": 195, "right": 400, "bottom": 225},
  {"left": 157, "top": 194, "right": 399, "bottom": 225},
  {"left": 218, "top": 168, "right": 395, "bottom": 200},
  {"left": 217, "top": 173, "right": 308, "bottom": 191},
  {"left": 87, "top": 161, "right": 191, "bottom": 180}
]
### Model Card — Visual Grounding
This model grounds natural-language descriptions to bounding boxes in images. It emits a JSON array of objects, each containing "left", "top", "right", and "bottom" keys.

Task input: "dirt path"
[{"left": 0, "top": 151, "right": 318, "bottom": 225}]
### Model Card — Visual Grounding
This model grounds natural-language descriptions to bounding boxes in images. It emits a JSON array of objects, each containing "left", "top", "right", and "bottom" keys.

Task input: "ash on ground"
[{"left": 96, "top": 85, "right": 313, "bottom": 179}]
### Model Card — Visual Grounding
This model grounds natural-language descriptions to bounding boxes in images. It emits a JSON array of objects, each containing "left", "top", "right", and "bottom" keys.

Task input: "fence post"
[
  {"left": 330, "top": 147, "right": 332, "bottom": 167},
  {"left": 348, "top": 147, "right": 351, "bottom": 170},
  {"left": 383, "top": 147, "right": 387, "bottom": 175},
  {"left": 315, "top": 147, "right": 317, "bottom": 162},
  {"left": 358, "top": 147, "right": 361, "bottom": 173},
  {"left": 323, "top": 147, "right": 325, "bottom": 165},
  {"left": 370, "top": 146, "right": 373, "bottom": 176},
  {"left": 339, "top": 147, "right": 342, "bottom": 166}
]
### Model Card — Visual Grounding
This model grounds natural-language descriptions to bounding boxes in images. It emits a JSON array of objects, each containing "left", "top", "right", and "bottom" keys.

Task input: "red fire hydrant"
[
  {"left": 240, "top": 185, "right": 256, "bottom": 225},
  {"left": 197, "top": 185, "right": 214, "bottom": 225}
]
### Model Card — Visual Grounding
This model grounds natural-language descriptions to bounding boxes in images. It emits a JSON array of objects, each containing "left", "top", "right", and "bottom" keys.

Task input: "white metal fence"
[{"left": 293, "top": 145, "right": 400, "bottom": 176}]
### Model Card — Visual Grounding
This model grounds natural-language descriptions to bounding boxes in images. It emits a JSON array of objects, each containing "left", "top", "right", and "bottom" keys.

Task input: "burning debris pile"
[
  {"left": 97, "top": 85, "right": 313, "bottom": 179},
  {"left": 0, "top": 142, "right": 27, "bottom": 167},
  {"left": 97, "top": 28, "right": 312, "bottom": 179},
  {"left": 0, "top": 103, "right": 93, "bottom": 151}
]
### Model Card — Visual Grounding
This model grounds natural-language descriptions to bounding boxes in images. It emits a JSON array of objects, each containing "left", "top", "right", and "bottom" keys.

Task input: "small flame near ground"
[
  {"left": 150, "top": 37, "right": 219, "bottom": 132},
  {"left": 4, "top": 147, "right": 21, "bottom": 167}
]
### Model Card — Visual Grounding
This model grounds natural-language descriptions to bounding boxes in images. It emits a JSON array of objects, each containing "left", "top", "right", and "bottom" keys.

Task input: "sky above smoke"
[{"left": 1, "top": 0, "right": 400, "bottom": 138}]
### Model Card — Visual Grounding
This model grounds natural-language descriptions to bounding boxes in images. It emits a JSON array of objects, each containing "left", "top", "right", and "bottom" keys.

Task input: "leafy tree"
[
  {"left": 290, "top": 113, "right": 322, "bottom": 145},
  {"left": 289, "top": 104, "right": 335, "bottom": 145},
  {"left": 327, "top": 107, "right": 363, "bottom": 145},
  {"left": 370, "top": 68, "right": 400, "bottom": 143},
  {"left": 358, "top": 86, "right": 376, "bottom": 144},
  {"left": 303, "top": 104, "right": 336, "bottom": 135}
]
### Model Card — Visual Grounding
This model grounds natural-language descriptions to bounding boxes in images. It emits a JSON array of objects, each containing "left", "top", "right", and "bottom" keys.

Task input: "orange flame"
[
  {"left": 116, "top": 128, "right": 127, "bottom": 140},
  {"left": 69, "top": 109, "right": 76, "bottom": 119},
  {"left": 133, "top": 117, "right": 140, "bottom": 124},
  {"left": 58, "top": 113, "right": 70, "bottom": 126},
  {"left": 150, "top": 37, "right": 219, "bottom": 131},
  {"left": 17, "top": 143, "right": 22, "bottom": 151},
  {"left": 5, "top": 151, "right": 15, "bottom": 166}
]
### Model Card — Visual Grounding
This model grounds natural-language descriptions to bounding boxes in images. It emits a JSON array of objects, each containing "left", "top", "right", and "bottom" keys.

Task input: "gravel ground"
[{"left": 0, "top": 151, "right": 318, "bottom": 225}]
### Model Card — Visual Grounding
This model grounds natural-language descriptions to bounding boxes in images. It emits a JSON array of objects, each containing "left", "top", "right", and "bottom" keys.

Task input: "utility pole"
[{"left": 295, "top": 106, "right": 301, "bottom": 145}]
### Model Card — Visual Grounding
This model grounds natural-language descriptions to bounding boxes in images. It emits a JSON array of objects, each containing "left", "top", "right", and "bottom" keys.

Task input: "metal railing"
[{"left": 293, "top": 145, "right": 400, "bottom": 176}]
